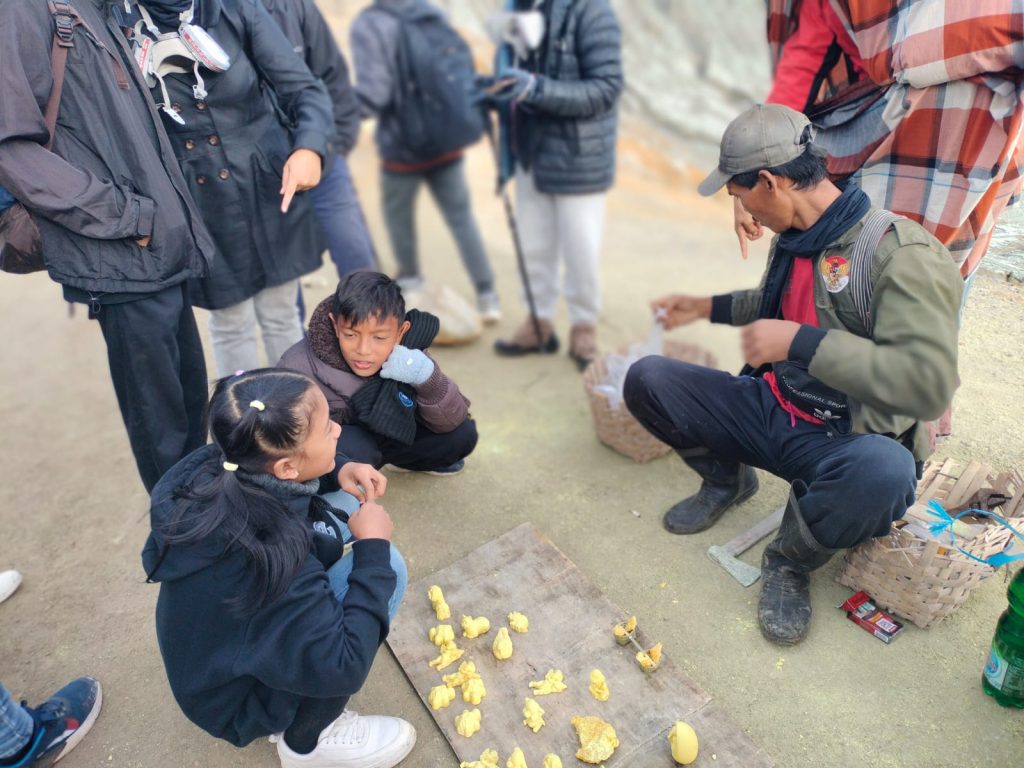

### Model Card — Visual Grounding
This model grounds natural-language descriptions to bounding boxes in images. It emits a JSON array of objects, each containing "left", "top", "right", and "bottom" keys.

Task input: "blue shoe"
[{"left": 11, "top": 677, "right": 102, "bottom": 767}]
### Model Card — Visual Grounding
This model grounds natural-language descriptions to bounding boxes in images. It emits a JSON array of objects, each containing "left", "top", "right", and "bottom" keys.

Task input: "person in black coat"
[
  {"left": 0, "top": 0, "right": 217, "bottom": 492},
  {"left": 483, "top": 0, "right": 623, "bottom": 370},
  {"left": 144, "top": 368, "right": 416, "bottom": 767},
  {"left": 119, "top": 0, "right": 334, "bottom": 377}
]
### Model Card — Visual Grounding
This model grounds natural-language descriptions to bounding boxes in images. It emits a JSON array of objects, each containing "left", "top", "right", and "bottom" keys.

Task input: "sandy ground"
[{"left": 3, "top": 25, "right": 1024, "bottom": 768}]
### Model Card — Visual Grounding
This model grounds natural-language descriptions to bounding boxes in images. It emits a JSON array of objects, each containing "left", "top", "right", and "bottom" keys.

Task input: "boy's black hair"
[
  {"left": 729, "top": 146, "right": 829, "bottom": 191},
  {"left": 332, "top": 270, "right": 406, "bottom": 325},
  {"left": 156, "top": 368, "right": 319, "bottom": 615}
]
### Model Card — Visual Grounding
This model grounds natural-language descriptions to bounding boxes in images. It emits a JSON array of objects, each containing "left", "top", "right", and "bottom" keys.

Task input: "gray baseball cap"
[{"left": 697, "top": 104, "right": 813, "bottom": 197}]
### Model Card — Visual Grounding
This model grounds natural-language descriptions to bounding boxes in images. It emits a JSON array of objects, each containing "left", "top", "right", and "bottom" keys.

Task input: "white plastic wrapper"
[{"left": 593, "top": 318, "right": 664, "bottom": 411}]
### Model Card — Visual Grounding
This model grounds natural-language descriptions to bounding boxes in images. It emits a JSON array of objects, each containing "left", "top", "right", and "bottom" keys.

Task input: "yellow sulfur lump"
[
  {"left": 588, "top": 669, "right": 610, "bottom": 701},
  {"left": 636, "top": 642, "right": 663, "bottom": 672},
  {"left": 522, "top": 697, "right": 545, "bottom": 733},
  {"left": 428, "top": 624, "right": 455, "bottom": 647},
  {"left": 461, "top": 615, "right": 491, "bottom": 639},
  {"left": 492, "top": 627, "right": 513, "bottom": 660},
  {"left": 506, "top": 746, "right": 528, "bottom": 768},
  {"left": 462, "top": 676, "right": 487, "bottom": 705},
  {"left": 612, "top": 616, "right": 637, "bottom": 644},
  {"left": 428, "top": 641, "right": 464, "bottom": 671},
  {"left": 542, "top": 756, "right": 563, "bottom": 768},
  {"left": 571, "top": 715, "right": 619, "bottom": 764},
  {"left": 443, "top": 661, "right": 479, "bottom": 687},
  {"left": 528, "top": 669, "right": 567, "bottom": 695},
  {"left": 507, "top": 611, "right": 529, "bottom": 633},
  {"left": 427, "top": 585, "right": 452, "bottom": 621},
  {"left": 428, "top": 683, "right": 456, "bottom": 710},
  {"left": 668, "top": 720, "right": 699, "bottom": 765},
  {"left": 460, "top": 748, "right": 500, "bottom": 768},
  {"left": 455, "top": 708, "right": 482, "bottom": 738}
]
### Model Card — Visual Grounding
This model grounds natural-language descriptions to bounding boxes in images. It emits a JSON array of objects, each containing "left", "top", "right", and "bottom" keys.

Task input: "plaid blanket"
[{"left": 766, "top": 0, "right": 1024, "bottom": 275}]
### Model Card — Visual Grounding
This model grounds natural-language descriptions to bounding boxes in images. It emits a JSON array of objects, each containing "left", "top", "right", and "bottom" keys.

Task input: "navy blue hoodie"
[{"left": 142, "top": 444, "right": 396, "bottom": 746}]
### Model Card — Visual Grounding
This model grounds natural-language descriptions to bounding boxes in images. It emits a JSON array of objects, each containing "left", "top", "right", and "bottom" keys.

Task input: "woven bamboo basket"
[
  {"left": 582, "top": 339, "right": 717, "bottom": 463},
  {"left": 838, "top": 459, "right": 1024, "bottom": 629}
]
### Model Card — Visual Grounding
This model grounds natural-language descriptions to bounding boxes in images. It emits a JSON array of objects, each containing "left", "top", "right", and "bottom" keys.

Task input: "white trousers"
[
  {"left": 208, "top": 279, "right": 303, "bottom": 377},
  {"left": 514, "top": 169, "right": 607, "bottom": 326}
]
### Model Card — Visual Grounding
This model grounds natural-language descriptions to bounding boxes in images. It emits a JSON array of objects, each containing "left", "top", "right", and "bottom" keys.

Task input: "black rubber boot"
[
  {"left": 662, "top": 458, "right": 759, "bottom": 534},
  {"left": 757, "top": 483, "right": 837, "bottom": 645}
]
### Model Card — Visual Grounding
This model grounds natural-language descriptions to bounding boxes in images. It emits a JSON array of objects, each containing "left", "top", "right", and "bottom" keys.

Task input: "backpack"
[
  {"left": 0, "top": 1, "right": 80, "bottom": 275},
  {"left": 379, "top": 6, "right": 484, "bottom": 160}
]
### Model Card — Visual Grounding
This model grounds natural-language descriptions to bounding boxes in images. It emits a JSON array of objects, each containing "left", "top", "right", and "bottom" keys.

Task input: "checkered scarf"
[{"left": 766, "top": 0, "right": 1024, "bottom": 275}]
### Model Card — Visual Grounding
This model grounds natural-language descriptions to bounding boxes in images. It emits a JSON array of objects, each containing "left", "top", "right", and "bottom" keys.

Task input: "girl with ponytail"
[{"left": 143, "top": 368, "right": 416, "bottom": 768}]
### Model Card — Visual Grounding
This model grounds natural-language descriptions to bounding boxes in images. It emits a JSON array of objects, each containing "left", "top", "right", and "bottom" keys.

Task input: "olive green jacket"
[{"left": 710, "top": 210, "right": 963, "bottom": 461}]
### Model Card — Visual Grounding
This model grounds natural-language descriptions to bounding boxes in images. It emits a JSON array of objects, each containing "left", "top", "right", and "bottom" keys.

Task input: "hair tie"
[
  {"left": 249, "top": 400, "right": 265, "bottom": 412},
  {"left": 223, "top": 461, "right": 239, "bottom": 472},
  {"left": 233, "top": 369, "right": 246, "bottom": 377}
]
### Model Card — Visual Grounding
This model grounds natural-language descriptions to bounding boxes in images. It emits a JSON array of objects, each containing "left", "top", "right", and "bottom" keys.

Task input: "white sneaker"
[
  {"left": 0, "top": 570, "right": 22, "bottom": 605},
  {"left": 273, "top": 710, "right": 416, "bottom": 768},
  {"left": 476, "top": 291, "right": 501, "bottom": 326}
]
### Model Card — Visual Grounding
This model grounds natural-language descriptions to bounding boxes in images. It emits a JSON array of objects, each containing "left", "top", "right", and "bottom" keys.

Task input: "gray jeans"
[
  {"left": 208, "top": 278, "right": 303, "bottom": 377},
  {"left": 380, "top": 157, "right": 494, "bottom": 295}
]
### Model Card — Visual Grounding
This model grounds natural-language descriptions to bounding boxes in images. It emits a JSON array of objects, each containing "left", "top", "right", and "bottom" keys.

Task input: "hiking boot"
[
  {"left": 274, "top": 710, "right": 416, "bottom": 768},
  {"left": 568, "top": 323, "right": 598, "bottom": 371},
  {"left": 0, "top": 569, "right": 22, "bottom": 605},
  {"left": 757, "top": 482, "right": 837, "bottom": 645},
  {"left": 663, "top": 459, "right": 759, "bottom": 534},
  {"left": 494, "top": 317, "right": 558, "bottom": 356},
  {"left": 11, "top": 676, "right": 102, "bottom": 767},
  {"left": 383, "top": 459, "right": 465, "bottom": 477},
  {"left": 476, "top": 291, "right": 501, "bottom": 326}
]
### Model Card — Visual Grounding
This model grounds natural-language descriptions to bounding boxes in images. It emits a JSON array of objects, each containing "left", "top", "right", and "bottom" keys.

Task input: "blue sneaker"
[{"left": 11, "top": 677, "right": 102, "bottom": 767}]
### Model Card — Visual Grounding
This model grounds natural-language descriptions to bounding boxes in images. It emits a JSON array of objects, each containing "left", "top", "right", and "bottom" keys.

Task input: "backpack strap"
[
  {"left": 848, "top": 208, "right": 904, "bottom": 337},
  {"left": 45, "top": 1, "right": 80, "bottom": 150}
]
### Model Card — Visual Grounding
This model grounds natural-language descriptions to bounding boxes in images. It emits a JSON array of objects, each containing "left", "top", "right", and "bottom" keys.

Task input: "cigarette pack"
[{"left": 839, "top": 591, "right": 904, "bottom": 643}]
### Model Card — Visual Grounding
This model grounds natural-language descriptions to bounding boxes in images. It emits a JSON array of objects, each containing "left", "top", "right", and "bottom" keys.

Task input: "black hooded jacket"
[{"left": 141, "top": 444, "right": 396, "bottom": 746}]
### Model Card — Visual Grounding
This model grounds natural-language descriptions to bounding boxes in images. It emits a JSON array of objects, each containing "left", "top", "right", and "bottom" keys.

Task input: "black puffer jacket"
[{"left": 507, "top": 0, "right": 623, "bottom": 194}]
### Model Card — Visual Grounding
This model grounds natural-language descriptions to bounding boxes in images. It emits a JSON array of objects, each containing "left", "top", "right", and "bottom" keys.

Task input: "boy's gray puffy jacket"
[
  {"left": 508, "top": 0, "right": 623, "bottom": 194},
  {"left": 0, "top": 0, "right": 214, "bottom": 295}
]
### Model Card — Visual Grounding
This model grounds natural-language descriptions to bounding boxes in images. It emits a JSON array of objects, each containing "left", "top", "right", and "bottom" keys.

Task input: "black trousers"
[
  {"left": 623, "top": 357, "right": 918, "bottom": 549},
  {"left": 94, "top": 284, "right": 208, "bottom": 493},
  {"left": 337, "top": 419, "right": 478, "bottom": 471}
]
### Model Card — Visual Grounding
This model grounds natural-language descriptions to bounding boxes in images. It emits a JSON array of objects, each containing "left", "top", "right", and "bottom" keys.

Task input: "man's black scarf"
[{"left": 136, "top": 0, "right": 195, "bottom": 29}]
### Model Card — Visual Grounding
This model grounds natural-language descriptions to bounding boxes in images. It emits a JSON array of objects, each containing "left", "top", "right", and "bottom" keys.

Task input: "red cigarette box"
[{"left": 840, "top": 591, "right": 905, "bottom": 643}]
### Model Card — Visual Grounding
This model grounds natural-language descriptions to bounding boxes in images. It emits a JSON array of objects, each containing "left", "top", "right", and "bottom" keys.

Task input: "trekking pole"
[{"left": 483, "top": 114, "right": 544, "bottom": 347}]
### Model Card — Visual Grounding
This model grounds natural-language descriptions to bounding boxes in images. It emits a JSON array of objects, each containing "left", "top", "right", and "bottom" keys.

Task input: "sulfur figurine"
[
  {"left": 528, "top": 669, "right": 567, "bottom": 695},
  {"left": 443, "top": 661, "right": 479, "bottom": 688},
  {"left": 507, "top": 611, "right": 529, "bottom": 633},
  {"left": 455, "top": 707, "right": 482, "bottom": 738},
  {"left": 492, "top": 627, "right": 514, "bottom": 660},
  {"left": 429, "top": 624, "right": 456, "bottom": 647},
  {"left": 428, "top": 585, "right": 452, "bottom": 621},
  {"left": 542, "top": 756, "right": 563, "bottom": 768},
  {"left": 462, "top": 676, "right": 487, "bottom": 705},
  {"left": 461, "top": 615, "right": 492, "bottom": 639},
  {"left": 428, "top": 683, "right": 457, "bottom": 710},
  {"left": 522, "top": 697, "right": 545, "bottom": 733},
  {"left": 588, "top": 669, "right": 610, "bottom": 701},
  {"left": 506, "top": 746, "right": 528, "bottom": 768},
  {"left": 428, "top": 641, "right": 464, "bottom": 671},
  {"left": 668, "top": 720, "right": 699, "bottom": 765},
  {"left": 460, "top": 749, "right": 500, "bottom": 768},
  {"left": 570, "top": 715, "right": 619, "bottom": 764}
]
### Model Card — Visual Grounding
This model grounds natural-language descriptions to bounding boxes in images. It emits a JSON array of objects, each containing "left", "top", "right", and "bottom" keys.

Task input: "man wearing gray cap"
[{"left": 623, "top": 104, "right": 962, "bottom": 645}]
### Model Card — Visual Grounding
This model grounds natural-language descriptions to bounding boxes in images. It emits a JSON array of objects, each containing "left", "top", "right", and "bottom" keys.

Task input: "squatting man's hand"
[
  {"left": 650, "top": 294, "right": 712, "bottom": 330},
  {"left": 347, "top": 500, "right": 394, "bottom": 542},
  {"left": 280, "top": 148, "right": 322, "bottom": 214},
  {"left": 337, "top": 461, "right": 387, "bottom": 503},
  {"left": 733, "top": 197, "right": 764, "bottom": 260},
  {"left": 741, "top": 319, "right": 801, "bottom": 368}
]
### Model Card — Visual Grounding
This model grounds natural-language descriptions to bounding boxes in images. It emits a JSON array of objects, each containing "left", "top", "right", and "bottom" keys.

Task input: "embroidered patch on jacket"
[
  {"left": 820, "top": 255, "right": 850, "bottom": 293},
  {"left": 397, "top": 391, "right": 415, "bottom": 408}
]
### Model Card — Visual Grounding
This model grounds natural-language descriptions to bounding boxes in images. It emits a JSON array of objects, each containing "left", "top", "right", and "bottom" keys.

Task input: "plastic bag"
[
  {"left": 592, "top": 319, "right": 664, "bottom": 411},
  {"left": 401, "top": 282, "right": 482, "bottom": 346}
]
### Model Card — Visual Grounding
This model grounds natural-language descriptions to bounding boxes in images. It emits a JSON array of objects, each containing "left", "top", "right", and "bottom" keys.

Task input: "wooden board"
[{"left": 387, "top": 523, "right": 773, "bottom": 767}]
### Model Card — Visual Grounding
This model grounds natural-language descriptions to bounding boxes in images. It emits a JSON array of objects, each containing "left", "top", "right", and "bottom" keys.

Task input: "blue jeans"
[
  {"left": 0, "top": 683, "right": 33, "bottom": 760},
  {"left": 0, "top": 185, "right": 15, "bottom": 213},
  {"left": 624, "top": 358, "right": 918, "bottom": 549},
  {"left": 312, "top": 154, "right": 377, "bottom": 277},
  {"left": 320, "top": 491, "right": 407, "bottom": 620}
]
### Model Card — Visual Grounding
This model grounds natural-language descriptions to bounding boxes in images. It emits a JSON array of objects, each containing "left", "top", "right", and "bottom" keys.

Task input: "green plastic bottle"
[{"left": 983, "top": 567, "right": 1024, "bottom": 708}]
